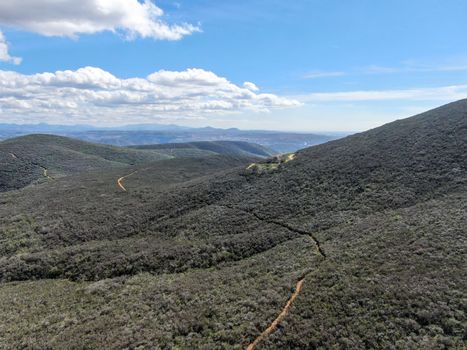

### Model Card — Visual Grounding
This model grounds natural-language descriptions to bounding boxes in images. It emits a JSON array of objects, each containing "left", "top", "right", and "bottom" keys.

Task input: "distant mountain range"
[{"left": 0, "top": 123, "right": 345, "bottom": 153}]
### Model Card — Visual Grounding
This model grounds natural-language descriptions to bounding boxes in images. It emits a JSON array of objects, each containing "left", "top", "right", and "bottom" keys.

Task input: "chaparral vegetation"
[{"left": 0, "top": 100, "right": 466, "bottom": 349}]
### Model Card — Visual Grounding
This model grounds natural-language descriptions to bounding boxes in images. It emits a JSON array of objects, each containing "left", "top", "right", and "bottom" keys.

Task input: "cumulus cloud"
[
  {"left": 0, "top": 31, "right": 21, "bottom": 64},
  {"left": 0, "top": 67, "right": 300, "bottom": 124},
  {"left": 0, "top": 0, "right": 199, "bottom": 40},
  {"left": 243, "top": 82, "right": 259, "bottom": 91}
]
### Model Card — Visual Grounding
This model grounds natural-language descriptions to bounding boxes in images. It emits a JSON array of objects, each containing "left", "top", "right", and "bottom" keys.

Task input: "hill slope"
[
  {"left": 0, "top": 100, "right": 465, "bottom": 349},
  {"left": 0, "top": 134, "right": 173, "bottom": 192},
  {"left": 0, "top": 135, "right": 267, "bottom": 192},
  {"left": 131, "top": 140, "right": 275, "bottom": 158}
]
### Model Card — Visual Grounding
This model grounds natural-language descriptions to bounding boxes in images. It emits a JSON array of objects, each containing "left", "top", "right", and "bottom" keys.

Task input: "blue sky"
[{"left": 0, "top": 0, "right": 466, "bottom": 131}]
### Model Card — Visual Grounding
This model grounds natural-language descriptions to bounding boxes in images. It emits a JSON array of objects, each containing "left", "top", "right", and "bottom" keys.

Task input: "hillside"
[
  {"left": 0, "top": 135, "right": 266, "bottom": 192},
  {"left": 0, "top": 100, "right": 465, "bottom": 349},
  {"left": 0, "top": 134, "right": 172, "bottom": 192},
  {"left": 131, "top": 141, "right": 275, "bottom": 158}
]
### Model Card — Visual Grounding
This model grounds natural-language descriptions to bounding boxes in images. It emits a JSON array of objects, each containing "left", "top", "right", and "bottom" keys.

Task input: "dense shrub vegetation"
[
  {"left": 0, "top": 237, "right": 319, "bottom": 349},
  {"left": 0, "top": 135, "right": 267, "bottom": 192},
  {"left": 131, "top": 140, "right": 275, "bottom": 158},
  {"left": 0, "top": 100, "right": 466, "bottom": 348}
]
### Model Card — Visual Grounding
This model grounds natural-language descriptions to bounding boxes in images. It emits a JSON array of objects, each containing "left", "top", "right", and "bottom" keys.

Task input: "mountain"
[
  {"left": 0, "top": 122, "right": 339, "bottom": 153},
  {"left": 0, "top": 100, "right": 465, "bottom": 349},
  {"left": 0, "top": 135, "right": 267, "bottom": 192}
]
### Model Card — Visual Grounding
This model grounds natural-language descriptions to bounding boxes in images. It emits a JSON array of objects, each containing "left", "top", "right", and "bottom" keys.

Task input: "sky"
[{"left": 0, "top": 0, "right": 466, "bottom": 132}]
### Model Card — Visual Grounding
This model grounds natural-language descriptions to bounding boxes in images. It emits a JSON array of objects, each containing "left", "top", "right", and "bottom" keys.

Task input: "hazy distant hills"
[
  {"left": 0, "top": 123, "right": 339, "bottom": 153},
  {"left": 0, "top": 101, "right": 465, "bottom": 349}
]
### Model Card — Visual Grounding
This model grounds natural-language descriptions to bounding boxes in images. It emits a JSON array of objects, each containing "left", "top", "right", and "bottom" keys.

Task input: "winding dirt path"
[
  {"left": 117, "top": 171, "right": 138, "bottom": 192},
  {"left": 6, "top": 151, "right": 53, "bottom": 181},
  {"left": 246, "top": 278, "right": 304, "bottom": 350},
  {"left": 242, "top": 209, "right": 327, "bottom": 350}
]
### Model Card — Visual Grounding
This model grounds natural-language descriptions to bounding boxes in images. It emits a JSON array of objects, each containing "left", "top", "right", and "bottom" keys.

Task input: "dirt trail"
[
  {"left": 117, "top": 171, "right": 138, "bottom": 192},
  {"left": 6, "top": 152, "right": 53, "bottom": 181},
  {"left": 242, "top": 209, "right": 326, "bottom": 350},
  {"left": 247, "top": 278, "right": 305, "bottom": 350}
]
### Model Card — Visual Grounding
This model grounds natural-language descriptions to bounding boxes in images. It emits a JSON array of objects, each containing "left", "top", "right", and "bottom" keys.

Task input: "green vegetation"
[
  {"left": 131, "top": 140, "right": 275, "bottom": 158},
  {"left": 0, "top": 135, "right": 267, "bottom": 192},
  {"left": 0, "top": 134, "right": 171, "bottom": 192},
  {"left": 0, "top": 100, "right": 466, "bottom": 348},
  {"left": 0, "top": 237, "right": 318, "bottom": 349},
  {"left": 0, "top": 215, "right": 41, "bottom": 256}
]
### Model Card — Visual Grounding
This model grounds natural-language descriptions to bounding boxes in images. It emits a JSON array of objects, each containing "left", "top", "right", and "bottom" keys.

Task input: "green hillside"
[
  {"left": 131, "top": 140, "right": 275, "bottom": 158},
  {"left": 0, "top": 100, "right": 465, "bottom": 349},
  {"left": 0, "top": 134, "right": 173, "bottom": 192},
  {"left": 0, "top": 135, "right": 267, "bottom": 192}
]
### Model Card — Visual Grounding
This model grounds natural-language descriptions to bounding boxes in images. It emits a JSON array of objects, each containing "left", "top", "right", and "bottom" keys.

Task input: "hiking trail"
[
  {"left": 242, "top": 209, "right": 326, "bottom": 350},
  {"left": 7, "top": 151, "right": 53, "bottom": 181},
  {"left": 247, "top": 278, "right": 305, "bottom": 350},
  {"left": 117, "top": 171, "right": 138, "bottom": 191}
]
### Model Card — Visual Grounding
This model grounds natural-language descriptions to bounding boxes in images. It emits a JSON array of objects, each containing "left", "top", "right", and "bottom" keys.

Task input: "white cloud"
[
  {"left": 296, "top": 85, "right": 467, "bottom": 103},
  {"left": 0, "top": 67, "right": 300, "bottom": 124},
  {"left": 0, "top": 0, "right": 199, "bottom": 41},
  {"left": 0, "top": 31, "right": 21, "bottom": 64},
  {"left": 243, "top": 82, "right": 259, "bottom": 91},
  {"left": 302, "top": 71, "right": 346, "bottom": 79}
]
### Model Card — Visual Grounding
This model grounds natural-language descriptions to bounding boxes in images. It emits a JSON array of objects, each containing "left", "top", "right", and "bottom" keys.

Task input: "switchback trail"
[
  {"left": 117, "top": 171, "right": 138, "bottom": 192},
  {"left": 117, "top": 167, "right": 153, "bottom": 192}
]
